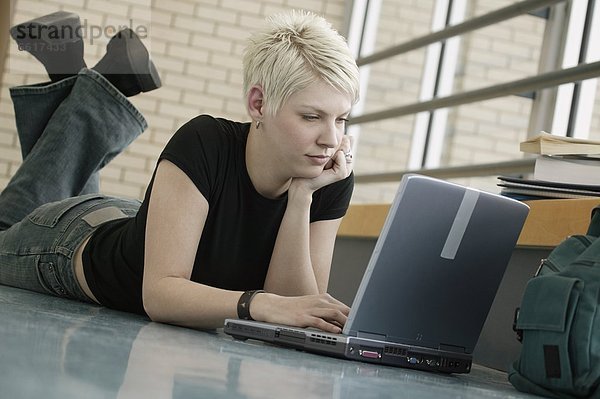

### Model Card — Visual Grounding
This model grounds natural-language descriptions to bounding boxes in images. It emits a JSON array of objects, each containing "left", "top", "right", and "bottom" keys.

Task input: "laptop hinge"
[
  {"left": 439, "top": 343, "right": 467, "bottom": 353},
  {"left": 354, "top": 331, "right": 387, "bottom": 341}
]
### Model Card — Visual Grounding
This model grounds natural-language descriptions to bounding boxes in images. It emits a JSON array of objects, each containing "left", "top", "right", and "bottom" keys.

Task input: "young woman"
[{"left": 0, "top": 10, "right": 359, "bottom": 334}]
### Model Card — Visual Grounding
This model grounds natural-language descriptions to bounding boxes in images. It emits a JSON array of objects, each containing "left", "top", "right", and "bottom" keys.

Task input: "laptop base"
[{"left": 224, "top": 320, "right": 472, "bottom": 374}]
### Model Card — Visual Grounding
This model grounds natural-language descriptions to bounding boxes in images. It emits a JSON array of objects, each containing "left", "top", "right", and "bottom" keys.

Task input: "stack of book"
[{"left": 498, "top": 132, "right": 600, "bottom": 200}]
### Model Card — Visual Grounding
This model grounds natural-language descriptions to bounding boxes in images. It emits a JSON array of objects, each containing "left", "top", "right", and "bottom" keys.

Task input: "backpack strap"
[{"left": 587, "top": 205, "right": 600, "bottom": 237}]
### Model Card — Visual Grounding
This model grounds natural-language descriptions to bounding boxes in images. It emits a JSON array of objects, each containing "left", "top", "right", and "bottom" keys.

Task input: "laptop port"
[{"left": 359, "top": 350, "right": 381, "bottom": 359}]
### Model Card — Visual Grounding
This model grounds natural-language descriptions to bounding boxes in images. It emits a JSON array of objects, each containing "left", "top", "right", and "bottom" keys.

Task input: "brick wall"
[{"left": 0, "top": 0, "right": 348, "bottom": 199}]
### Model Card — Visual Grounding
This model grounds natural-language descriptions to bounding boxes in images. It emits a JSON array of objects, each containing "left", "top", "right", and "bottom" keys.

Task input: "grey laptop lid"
[{"left": 344, "top": 174, "right": 529, "bottom": 354}]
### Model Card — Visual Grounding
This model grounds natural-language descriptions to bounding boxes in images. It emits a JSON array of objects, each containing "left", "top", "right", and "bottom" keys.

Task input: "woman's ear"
[{"left": 247, "top": 85, "right": 264, "bottom": 121}]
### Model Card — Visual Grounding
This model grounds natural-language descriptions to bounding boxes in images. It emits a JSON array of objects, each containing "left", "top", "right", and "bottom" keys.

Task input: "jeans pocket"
[
  {"left": 82, "top": 206, "right": 129, "bottom": 227},
  {"left": 36, "top": 258, "right": 68, "bottom": 297},
  {"left": 27, "top": 194, "right": 106, "bottom": 228}
]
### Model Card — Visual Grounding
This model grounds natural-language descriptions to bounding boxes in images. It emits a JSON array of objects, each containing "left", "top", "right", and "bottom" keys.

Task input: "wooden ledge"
[
  {"left": 339, "top": 198, "right": 599, "bottom": 248},
  {"left": 518, "top": 198, "right": 599, "bottom": 247},
  {"left": 338, "top": 204, "right": 389, "bottom": 239}
]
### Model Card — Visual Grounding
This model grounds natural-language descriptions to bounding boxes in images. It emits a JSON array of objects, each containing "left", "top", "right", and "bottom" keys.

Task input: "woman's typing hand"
[{"left": 249, "top": 292, "right": 350, "bottom": 334}]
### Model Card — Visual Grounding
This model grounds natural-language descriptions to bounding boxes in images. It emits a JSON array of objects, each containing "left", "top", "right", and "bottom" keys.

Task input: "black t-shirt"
[{"left": 82, "top": 115, "right": 354, "bottom": 315}]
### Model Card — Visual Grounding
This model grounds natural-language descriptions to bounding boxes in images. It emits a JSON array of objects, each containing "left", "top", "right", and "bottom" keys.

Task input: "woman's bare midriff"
[{"left": 73, "top": 235, "right": 101, "bottom": 304}]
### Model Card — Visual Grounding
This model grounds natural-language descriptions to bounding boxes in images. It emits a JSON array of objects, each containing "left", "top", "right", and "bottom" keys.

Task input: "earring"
[{"left": 255, "top": 120, "right": 261, "bottom": 129}]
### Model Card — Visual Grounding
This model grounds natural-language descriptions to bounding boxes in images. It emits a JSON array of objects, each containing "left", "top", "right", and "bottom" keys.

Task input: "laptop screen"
[{"left": 344, "top": 175, "right": 529, "bottom": 354}]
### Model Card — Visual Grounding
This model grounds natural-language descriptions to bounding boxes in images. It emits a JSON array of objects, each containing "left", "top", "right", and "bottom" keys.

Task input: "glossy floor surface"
[{"left": 0, "top": 285, "right": 540, "bottom": 399}]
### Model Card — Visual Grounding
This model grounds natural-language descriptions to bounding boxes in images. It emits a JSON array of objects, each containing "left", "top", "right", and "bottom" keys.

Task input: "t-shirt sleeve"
[
  {"left": 158, "top": 115, "right": 224, "bottom": 201},
  {"left": 310, "top": 172, "right": 354, "bottom": 223}
]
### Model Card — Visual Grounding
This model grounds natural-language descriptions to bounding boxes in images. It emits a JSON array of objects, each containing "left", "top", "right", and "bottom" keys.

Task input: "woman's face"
[{"left": 263, "top": 79, "right": 352, "bottom": 179}]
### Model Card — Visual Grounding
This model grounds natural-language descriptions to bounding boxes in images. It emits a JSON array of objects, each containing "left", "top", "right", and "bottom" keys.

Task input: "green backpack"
[{"left": 509, "top": 205, "right": 600, "bottom": 398}]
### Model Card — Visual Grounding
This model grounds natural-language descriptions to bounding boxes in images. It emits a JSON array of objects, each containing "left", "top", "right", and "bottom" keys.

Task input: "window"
[{"left": 346, "top": 0, "right": 600, "bottom": 203}]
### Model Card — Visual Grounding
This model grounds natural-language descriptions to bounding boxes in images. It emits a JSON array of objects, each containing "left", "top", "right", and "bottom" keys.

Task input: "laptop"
[{"left": 224, "top": 174, "right": 529, "bottom": 373}]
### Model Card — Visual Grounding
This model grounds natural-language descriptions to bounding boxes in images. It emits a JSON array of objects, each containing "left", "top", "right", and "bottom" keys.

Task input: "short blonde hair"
[{"left": 243, "top": 10, "right": 360, "bottom": 116}]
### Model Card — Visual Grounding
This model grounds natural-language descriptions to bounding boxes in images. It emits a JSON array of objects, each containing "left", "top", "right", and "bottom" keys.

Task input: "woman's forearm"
[
  {"left": 143, "top": 277, "right": 349, "bottom": 334},
  {"left": 263, "top": 185, "right": 320, "bottom": 296},
  {"left": 143, "top": 277, "right": 242, "bottom": 329}
]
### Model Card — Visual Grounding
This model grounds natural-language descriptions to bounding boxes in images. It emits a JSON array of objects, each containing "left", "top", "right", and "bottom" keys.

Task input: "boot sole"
[
  {"left": 116, "top": 30, "right": 162, "bottom": 93},
  {"left": 10, "top": 11, "right": 82, "bottom": 44}
]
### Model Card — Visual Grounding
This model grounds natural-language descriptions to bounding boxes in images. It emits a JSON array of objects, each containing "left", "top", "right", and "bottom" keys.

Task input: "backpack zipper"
[
  {"left": 535, "top": 258, "right": 558, "bottom": 276},
  {"left": 535, "top": 236, "right": 594, "bottom": 276}
]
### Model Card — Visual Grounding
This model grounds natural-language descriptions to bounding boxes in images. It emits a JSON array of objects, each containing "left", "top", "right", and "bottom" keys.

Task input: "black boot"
[
  {"left": 92, "top": 28, "right": 161, "bottom": 97},
  {"left": 10, "top": 11, "right": 86, "bottom": 82}
]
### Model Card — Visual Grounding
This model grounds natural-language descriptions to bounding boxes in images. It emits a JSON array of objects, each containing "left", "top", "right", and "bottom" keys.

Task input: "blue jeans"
[{"left": 0, "top": 69, "right": 146, "bottom": 301}]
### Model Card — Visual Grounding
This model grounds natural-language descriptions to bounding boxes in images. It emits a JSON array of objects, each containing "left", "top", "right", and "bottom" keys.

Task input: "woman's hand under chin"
[{"left": 291, "top": 135, "right": 354, "bottom": 194}]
